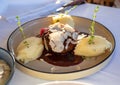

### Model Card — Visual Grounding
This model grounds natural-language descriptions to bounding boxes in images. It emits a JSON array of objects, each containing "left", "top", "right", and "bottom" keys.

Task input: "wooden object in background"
[
  {"left": 114, "top": 0, "right": 120, "bottom": 7},
  {"left": 86, "top": 0, "right": 114, "bottom": 7}
]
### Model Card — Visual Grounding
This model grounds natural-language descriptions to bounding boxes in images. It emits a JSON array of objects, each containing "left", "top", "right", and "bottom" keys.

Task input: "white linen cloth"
[
  {"left": 0, "top": 1, "right": 120, "bottom": 85},
  {"left": 2, "top": 0, "right": 66, "bottom": 23}
]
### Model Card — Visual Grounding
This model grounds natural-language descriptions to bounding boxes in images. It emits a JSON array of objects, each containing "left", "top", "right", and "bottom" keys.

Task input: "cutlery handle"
[{"left": 63, "top": 0, "right": 85, "bottom": 7}]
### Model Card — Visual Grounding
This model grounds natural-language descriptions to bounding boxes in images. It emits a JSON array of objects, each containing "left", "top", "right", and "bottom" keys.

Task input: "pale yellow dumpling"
[
  {"left": 52, "top": 13, "right": 74, "bottom": 28},
  {"left": 16, "top": 37, "right": 44, "bottom": 63},
  {"left": 74, "top": 35, "right": 112, "bottom": 57}
]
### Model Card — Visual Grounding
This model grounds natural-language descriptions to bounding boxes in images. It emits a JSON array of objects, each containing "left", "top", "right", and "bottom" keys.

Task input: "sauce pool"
[{"left": 38, "top": 49, "right": 83, "bottom": 66}]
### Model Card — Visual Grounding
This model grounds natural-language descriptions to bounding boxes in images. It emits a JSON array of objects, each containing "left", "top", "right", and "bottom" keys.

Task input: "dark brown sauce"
[
  {"left": 37, "top": 32, "right": 88, "bottom": 67},
  {"left": 38, "top": 50, "right": 83, "bottom": 66}
]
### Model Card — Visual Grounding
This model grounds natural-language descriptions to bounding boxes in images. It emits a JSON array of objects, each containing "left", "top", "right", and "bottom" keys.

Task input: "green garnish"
[
  {"left": 16, "top": 16, "right": 26, "bottom": 38},
  {"left": 16, "top": 16, "right": 29, "bottom": 48},
  {"left": 65, "top": 5, "right": 77, "bottom": 14},
  {"left": 88, "top": 6, "right": 99, "bottom": 44}
]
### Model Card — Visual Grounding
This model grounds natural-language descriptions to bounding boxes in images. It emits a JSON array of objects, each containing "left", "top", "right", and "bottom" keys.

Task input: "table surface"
[{"left": 0, "top": 1, "right": 120, "bottom": 85}]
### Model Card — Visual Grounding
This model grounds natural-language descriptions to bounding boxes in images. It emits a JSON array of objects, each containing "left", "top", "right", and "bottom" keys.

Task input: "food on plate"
[
  {"left": 39, "top": 22, "right": 86, "bottom": 66},
  {"left": 42, "top": 22, "right": 78, "bottom": 53},
  {"left": 16, "top": 13, "right": 112, "bottom": 66},
  {"left": 0, "top": 60, "right": 11, "bottom": 85},
  {"left": 74, "top": 35, "right": 112, "bottom": 57},
  {"left": 52, "top": 13, "right": 74, "bottom": 28},
  {"left": 16, "top": 37, "right": 44, "bottom": 63}
]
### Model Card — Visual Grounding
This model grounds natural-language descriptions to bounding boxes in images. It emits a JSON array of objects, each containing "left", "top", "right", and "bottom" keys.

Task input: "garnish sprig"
[
  {"left": 16, "top": 16, "right": 29, "bottom": 48},
  {"left": 65, "top": 5, "right": 77, "bottom": 14},
  {"left": 88, "top": 6, "right": 99, "bottom": 44},
  {"left": 16, "top": 16, "right": 26, "bottom": 38}
]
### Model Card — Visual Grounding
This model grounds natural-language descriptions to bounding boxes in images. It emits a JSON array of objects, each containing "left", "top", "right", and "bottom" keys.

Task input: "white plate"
[{"left": 39, "top": 81, "right": 92, "bottom": 85}]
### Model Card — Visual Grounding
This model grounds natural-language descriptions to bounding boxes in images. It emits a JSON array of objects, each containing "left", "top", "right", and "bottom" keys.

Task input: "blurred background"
[
  {"left": 0, "top": 0, "right": 119, "bottom": 22},
  {"left": 0, "top": 0, "right": 120, "bottom": 17}
]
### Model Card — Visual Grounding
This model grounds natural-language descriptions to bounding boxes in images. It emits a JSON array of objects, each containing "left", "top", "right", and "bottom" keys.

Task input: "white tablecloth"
[{"left": 0, "top": 1, "right": 120, "bottom": 85}]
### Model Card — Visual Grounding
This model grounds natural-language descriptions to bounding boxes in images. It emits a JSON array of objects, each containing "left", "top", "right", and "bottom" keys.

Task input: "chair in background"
[
  {"left": 86, "top": 0, "right": 114, "bottom": 7},
  {"left": 114, "top": 0, "right": 120, "bottom": 8}
]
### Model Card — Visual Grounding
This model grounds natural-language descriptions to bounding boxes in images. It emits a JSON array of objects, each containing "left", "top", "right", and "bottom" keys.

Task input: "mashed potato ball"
[
  {"left": 74, "top": 35, "right": 112, "bottom": 57},
  {"left": 16, "top": 37, "right": 44, "bottom": 63},
  {"left": 52, "top": 13, "right": 74, "bottom": 28}
]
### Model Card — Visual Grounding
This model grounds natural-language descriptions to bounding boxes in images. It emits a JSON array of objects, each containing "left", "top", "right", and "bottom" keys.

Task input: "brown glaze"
[
  {"left": 38, "top": 49, "right": 83, "bottom": 66},
  {"left": 42, "top": 31, "right": 76, "bottom": 54},
  {"left": 36, "top": 32, "right": 88, "bottom": 67}
]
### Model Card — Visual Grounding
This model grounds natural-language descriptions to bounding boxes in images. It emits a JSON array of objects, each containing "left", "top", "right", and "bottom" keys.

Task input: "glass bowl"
[
  {"left": 7, "top": 16, "right": 115, "bottom": 80},
  {"left": 0, "top": 47, "right": 15, "bottom": 85}
]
